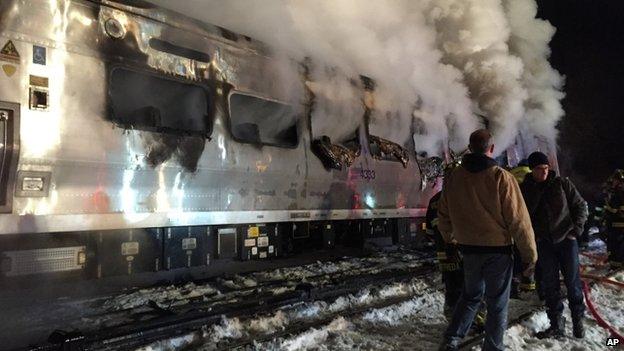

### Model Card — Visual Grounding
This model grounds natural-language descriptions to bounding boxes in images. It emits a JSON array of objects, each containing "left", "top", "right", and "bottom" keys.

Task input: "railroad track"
[
  {"left": 216, "top": 292, "right": 424, "bottom": 351},
  {"left": 73, "top": 253, "right": 434, "bottom": 332},
  {"left": 22, "top": 259, "right": 436, "bottom": 351}
]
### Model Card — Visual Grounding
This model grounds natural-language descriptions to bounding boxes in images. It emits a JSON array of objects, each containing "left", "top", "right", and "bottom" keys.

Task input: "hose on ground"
[{"left": 581, "top": 280, "right": 624, "bottom": 343}]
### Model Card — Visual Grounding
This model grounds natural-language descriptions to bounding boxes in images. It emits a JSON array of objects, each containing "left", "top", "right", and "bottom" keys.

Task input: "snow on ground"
[
  {"left": 103, "top": 251, "right": 431, "bottom": 313},
  {"left": 255, "top": 285, "right": 540, "bottom": 351},
  {"left": 135, "top": 241, "right": 623, "bottom": 351},
  {"left": 104, "top": 282, "right": 219, "bottom": 310},
  {"left": 579, "top": 238, "right": 608, "bottom": 267},
  {"left": 136, "top": 277, "right": 440, "bottom": 351},
  {"left": 251, "top": 252, "right": 428, "bottom": 284},
  {"left": 254, "top": 276, "right": 622, "bottom": 351},
  {"left": 502, "top": 278, "right": 624, "bottom": 351}
]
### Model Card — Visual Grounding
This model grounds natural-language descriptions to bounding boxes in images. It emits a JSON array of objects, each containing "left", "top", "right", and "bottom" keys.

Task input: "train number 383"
[{"left": 360, "top": 169, "right": 376, "bottom": 181}]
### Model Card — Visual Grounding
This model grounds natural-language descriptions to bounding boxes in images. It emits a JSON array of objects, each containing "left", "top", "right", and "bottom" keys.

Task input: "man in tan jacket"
[{"left": 438, "top": 129, "right": 537, "bottom": 351}]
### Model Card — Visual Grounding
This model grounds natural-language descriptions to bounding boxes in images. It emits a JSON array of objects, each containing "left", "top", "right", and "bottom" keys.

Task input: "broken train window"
[
  {"left": 109, "top": 68, "right": 211, "bottom": 137},
  {"left": 367, "top": 109, "right": 410, "bottom": 167},
  {"left": 312, "top": 130, "right": 361, "bottom": 171},
  {"left": 228, "top": 93, "right": 298, "bottom": 148},
  {"left": 308, "top": 75, "right": 364, "bottom": 171},
  {"left": 368, "top": 135, "right": 409, "bottom": 167}
]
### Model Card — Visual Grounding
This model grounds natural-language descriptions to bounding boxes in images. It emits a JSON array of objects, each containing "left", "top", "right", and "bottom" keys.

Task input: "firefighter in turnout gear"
[
  {"left": 510, "top": 159, "right": 538, "bottom": 299},
  {"left": 426, "top": 191, "right": 463, "bottom": 318},
  {"left": 581, "top": 191, "right": 608, "bottom": 247},
  {"left": 605, "top": 169, "right": 624, "bottom": 269},
  {"left": 510, "top": 159, "right": 531, "bottom": 184}
]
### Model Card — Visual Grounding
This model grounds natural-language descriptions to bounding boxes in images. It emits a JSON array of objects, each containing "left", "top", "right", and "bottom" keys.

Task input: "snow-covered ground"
[
  {"left": 102, "top": 251, "right": 431, "bottom": 313},
  {"left": 133, "top": 239, "right": 623, "bottom": 351}
]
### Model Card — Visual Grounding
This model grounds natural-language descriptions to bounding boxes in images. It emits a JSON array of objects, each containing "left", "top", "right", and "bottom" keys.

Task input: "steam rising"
[
  {"left": 149, "top": 0, "right": 563, "bottom": 157},
  {"left": 504, "top": 0, "right": 565, "bottom": 147}
]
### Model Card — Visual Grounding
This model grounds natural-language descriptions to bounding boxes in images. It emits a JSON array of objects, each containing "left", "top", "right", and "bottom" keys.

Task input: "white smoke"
[
  {"left": 424, "top": 0, "right": 528, "bottom": 152},
  {"left": 147, "top": 0, "right": 563, "bottom": 157},
  {"left": 504, "top": 0, "right": 565, "bottom": 150},
  {"left": 306, "top": 68, "right": 364, "bottom": 142}
]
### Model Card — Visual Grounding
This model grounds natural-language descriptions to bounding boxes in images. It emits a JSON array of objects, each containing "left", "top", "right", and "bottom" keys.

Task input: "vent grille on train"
[{"left": 1, "top": 246, "right": 86, "bottom": 276}]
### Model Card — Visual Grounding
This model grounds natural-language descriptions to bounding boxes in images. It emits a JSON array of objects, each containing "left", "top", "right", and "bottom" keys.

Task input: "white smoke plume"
[
  {"left": 306, "top": 68, "right": 364, "bottom": 142},
  {"left": 148, "top": 0, "right": 562, "bottom": 158},
  {"left": 424, "top": 0, "right": 528, "bottom": 152},
  {"left": 503, "top": 0, "right": 565, "bottom": 151}
]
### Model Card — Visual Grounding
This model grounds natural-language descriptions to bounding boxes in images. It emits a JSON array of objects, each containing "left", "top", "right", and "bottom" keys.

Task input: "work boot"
[
  {"left": 536, "top": 316, "right": 565, "bottom": 339},
  {"left": 572, "top": 316, "right": 585, "bottom": 338},
  {"left": 438, "top": 339, "right": 459, "bottom": 351}
]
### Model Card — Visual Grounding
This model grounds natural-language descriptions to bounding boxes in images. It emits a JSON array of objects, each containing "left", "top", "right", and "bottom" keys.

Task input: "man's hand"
[
  {"left": 519, "top": 262, "right": 537, "bottom": 292},
  {"left": 522, "top": 262, "right": 536, "bottom": 278},
  {"left": 445, "top": 242, "right": 461, "bottom": 263},
  {"left": 519, "top": 276, "right": 536, "bottom": 292}
]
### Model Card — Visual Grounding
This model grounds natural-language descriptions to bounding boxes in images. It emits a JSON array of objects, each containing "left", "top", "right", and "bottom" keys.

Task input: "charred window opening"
[
  {"left": 416, "top": 155, "right": 444, "bottom": 190},
  {"left": 229, "top": 93, "right": 299, "bottom": 148},
  {"left": 368, "top": 135, "right": 409, "bottom": 167},
  {"left": 109, "top": 68, "right": 211, "bottom": 137},
  {"left": 312, "top": 131, "right": 361, "bottom": 171}
]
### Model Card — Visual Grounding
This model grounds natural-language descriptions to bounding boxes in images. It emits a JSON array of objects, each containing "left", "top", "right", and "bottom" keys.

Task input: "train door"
[{"left": 0, "top": 101, "right": 18, "bottom": 213}]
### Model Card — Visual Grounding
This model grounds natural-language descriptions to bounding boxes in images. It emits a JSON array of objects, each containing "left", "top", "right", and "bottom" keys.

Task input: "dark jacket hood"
[{"left": 462, "top": 153, "right": 498, "bottom": 173}]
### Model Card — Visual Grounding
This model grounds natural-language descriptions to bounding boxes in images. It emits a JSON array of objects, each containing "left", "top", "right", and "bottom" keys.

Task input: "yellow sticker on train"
[
  {"left": 2, "top": 64, "right": 16, "bottom": 77},
  {"left": 247, "top": 226, "right": 259, "bottom": 238}
]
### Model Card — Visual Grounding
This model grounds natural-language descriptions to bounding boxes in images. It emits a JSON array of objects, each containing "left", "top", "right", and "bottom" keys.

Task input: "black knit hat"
[{"left": 528, "top": 152, "right": 549, "bottom": 169}]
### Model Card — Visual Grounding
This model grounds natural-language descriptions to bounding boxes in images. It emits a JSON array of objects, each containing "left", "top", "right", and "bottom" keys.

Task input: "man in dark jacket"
[{"left": 520, "top": 151, "right": 588, "bottom": 339}]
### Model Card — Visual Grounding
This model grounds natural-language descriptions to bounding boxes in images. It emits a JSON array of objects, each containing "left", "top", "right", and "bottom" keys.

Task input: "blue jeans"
[
  {"left": 537, "top": 238, "right": 585, "bottom": 321},
  {"left": 444, "top": 253, "right": 513, "bottom": 351}
]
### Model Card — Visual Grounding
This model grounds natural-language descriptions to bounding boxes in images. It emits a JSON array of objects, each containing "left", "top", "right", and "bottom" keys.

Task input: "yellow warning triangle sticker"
[
  {"left": 0, "top": 40, "right": 20, "bottom": 63},
  {"left": 2, "top": 64, "right": 16, "bottom": 77}
]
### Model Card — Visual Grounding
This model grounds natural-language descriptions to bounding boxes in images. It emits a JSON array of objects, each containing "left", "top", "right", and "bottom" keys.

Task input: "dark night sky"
[{"left": 536, "top": 0, "right": 624, "bottom": 202}]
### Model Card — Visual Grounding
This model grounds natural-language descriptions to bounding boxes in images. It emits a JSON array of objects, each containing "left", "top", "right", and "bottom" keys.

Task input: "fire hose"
[
  {"left": 579, "top": 251, "right": 608, "bottom": 262},
  {"left": 582, "top": 281, "right": 624, "bottom": 342},
  {"left": 579, "top": 252, "right": 624, "bottom": 343},
  {"left": 581, "top": 272, "right": 624, "bottom": 288}
]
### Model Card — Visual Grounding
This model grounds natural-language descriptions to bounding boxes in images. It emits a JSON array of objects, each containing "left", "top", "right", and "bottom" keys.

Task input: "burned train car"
[
  {"left": 0, "top": 0, "right": 438, "bottom": 282},
  {"left": 0, "top": 0, "right": 556, "bottom": 283}
]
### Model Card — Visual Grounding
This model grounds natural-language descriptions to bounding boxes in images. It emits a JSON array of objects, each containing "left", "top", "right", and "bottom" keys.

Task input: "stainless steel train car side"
[
  {"left": 0, "top": 0, "right": 437, "bottom": 280},
  {"left": 0, "top": 0, "right": 556, "bottom": 281},
  {"left": 0, "top": 0, "right": 436, "bottom": 231}
]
